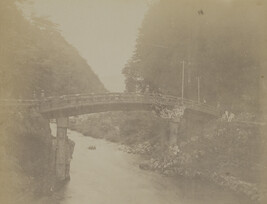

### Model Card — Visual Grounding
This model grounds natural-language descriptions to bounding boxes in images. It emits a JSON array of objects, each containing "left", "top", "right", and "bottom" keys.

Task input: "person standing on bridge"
[
  {"left": 41, "top": 89, "right": 45, "bottom": 99},
  {"left": 228, "top": 112, "right": 235, "bottom": 122},
  {"left": 222, "top": 110, "right": 229, "bottom": 121},
  {"left": 145, "top": 84, "right": 150, "bottom": 93},
  {"left": 33, "top": 90, "right": 36, "bottom": 99}
]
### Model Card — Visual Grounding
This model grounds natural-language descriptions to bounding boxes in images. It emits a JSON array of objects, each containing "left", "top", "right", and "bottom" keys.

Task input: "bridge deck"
[{"left": 0, "top": 92, "right": 220, "bottom": 118}]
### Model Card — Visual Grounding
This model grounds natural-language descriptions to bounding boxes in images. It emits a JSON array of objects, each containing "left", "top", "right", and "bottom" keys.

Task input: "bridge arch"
[
  {"left": 38, "top": 92, "right": 219, "bottom": 119},
  {"left": 1, "top": 92, "right": 219, "bottom": 182}
]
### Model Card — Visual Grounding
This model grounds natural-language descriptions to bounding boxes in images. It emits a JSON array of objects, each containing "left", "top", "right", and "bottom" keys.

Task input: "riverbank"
[
  {"left": 118, "top": 120, "right": 265, "bottom": 202},
  {"left": 49, "top": 124, "right": 254, "bottom": 204},
  {"left": 69, "top": 111, "right": 266, "bottom": 203}
]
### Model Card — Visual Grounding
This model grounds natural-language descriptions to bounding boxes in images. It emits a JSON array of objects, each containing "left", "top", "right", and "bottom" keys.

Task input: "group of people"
[
  {"left": 32, "top": 90, "right": 45, "bottom": 99},
  {"left": 88, "top": 145, "right": 96, "bottom": 150},
  {"left": 222, "top": 110, "right": 235, "bottom": 122}
]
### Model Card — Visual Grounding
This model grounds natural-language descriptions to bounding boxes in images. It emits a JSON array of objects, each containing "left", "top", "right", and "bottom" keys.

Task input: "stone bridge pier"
[
  {"left": 56, "top": 117, "right": 69, "bottom": 182},
  {"left": 168, "top": 110, "right": 213, "bottom": 145}
]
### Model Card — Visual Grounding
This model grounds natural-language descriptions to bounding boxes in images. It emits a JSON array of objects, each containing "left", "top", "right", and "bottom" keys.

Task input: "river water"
[{"left": 50, "top": 124, "right": 251, "bottom": 204}]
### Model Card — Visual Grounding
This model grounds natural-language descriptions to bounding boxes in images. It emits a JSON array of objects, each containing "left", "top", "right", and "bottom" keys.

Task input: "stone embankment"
[
  {"left": 117, "top": 117, "right": 265, "bottom": 203},
  {"left": 119, "top": 143, "right": 263, "bottom": 202}
]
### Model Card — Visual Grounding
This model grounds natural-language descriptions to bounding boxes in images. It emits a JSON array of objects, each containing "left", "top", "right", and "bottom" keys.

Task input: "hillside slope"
[
  {"left": 0, "top": 1, "right": 105, "bottom": 203},
  {"left": 123, "top": 0, "right": 265, "bottom": 112},
  {"left": 0, "top": 0, "right": 105, "bottom": 99}
]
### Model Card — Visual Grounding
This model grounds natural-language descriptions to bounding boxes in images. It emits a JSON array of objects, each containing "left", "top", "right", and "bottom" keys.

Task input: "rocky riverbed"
[{"left": 117, "top": 132, "right": 265, "bottom": 203}]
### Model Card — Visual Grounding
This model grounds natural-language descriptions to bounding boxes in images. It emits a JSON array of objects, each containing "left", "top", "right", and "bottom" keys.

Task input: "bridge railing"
[
  {"left": 37, "top": 92, "right": 219, "bottom": 116},
  {"left": 0, "top": 93, "right": 219, "bottom": 116},
  {"left": 0, "top": 93, "right": 220, "bottom": 117},
  {"left": 0, "top": 99, "right": 39, "bottom": 107}
]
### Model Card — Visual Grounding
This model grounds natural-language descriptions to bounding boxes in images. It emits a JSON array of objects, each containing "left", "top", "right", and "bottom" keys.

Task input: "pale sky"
[{"left": 25, "top": 0, "right": 149, "bottom": 92}]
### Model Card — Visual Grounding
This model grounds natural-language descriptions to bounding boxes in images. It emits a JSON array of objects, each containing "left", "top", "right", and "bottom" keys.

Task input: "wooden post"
[
  {"left": 197, "top": 76, "right": 200, "bottom": 104},
  {"left": 181, "top": 60, "right": 185, "bottom": 103}
]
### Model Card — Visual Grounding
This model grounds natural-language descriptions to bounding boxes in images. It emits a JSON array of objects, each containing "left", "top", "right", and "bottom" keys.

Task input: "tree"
[
  {"left": 123, "top": 0, "right": 265, "bottom": 112},
  {"left": 0, "top": 0, "right": 105, "bottom": 99}
]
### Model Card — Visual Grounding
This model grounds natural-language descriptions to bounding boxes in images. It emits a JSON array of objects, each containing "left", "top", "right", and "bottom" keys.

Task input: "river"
[{"left": 50, "top": 123, "right": 251, "bottom": 204}]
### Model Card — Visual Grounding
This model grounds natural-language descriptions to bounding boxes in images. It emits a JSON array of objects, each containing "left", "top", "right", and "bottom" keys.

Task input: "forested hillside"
[
  {"left": 123, "top": 0, "right": 266, "bottom": 112},
  {"left": 0, "top": 1, "right": 105, "bottom": 203},
  {"left": 0, "top": 0, "right": 105, "bottom": 99}
]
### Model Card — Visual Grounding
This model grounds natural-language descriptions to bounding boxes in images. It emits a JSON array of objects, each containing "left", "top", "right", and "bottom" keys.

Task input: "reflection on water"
[{"left": 50, "top": 124, "right": 250, "bottom": 204}]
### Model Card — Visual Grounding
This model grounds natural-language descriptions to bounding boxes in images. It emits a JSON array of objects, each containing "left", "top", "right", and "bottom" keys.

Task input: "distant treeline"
[
  {"left": 123, "top": 0, "right": 266, "bottom": 112},
  {"left": 0, "top": 0, "right": 105, "bottom": 99}
]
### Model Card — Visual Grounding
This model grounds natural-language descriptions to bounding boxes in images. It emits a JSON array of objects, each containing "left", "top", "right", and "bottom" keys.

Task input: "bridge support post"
[{"left": 56, "top": 117, "right": 69, "bottom": 181}]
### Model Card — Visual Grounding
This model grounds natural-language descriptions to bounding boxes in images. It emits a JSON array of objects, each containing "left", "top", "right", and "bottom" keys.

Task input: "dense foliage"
[
  {"left": 123, "top": 0, "right": 265, "bottom": 112},
  {"left": 0, "top": 0, "right": 105, "bottom": 99},
  {"left": 69, "top": 111, "right": 169, "bottom": 145}
]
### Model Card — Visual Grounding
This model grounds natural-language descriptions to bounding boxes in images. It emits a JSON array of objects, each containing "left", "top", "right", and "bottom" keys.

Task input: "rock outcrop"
[{"left": 0, "top": 108, "right": 74, "bottom": 203}]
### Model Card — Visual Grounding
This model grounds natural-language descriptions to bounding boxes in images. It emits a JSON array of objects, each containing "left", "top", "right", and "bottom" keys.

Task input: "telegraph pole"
[
  {"left": 197, "top": 76, "right": 200, "bottom": 104},
  {"left": 181, "top": 60, "right": 185, "bottom": 102}
]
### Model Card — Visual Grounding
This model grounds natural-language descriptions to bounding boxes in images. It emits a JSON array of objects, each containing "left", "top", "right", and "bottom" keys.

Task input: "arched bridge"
[
  {"left": 1, "top": 92, "right": 220, "bottom": 118},
  {"left": 0, "top": 92, "right": 220, "bottom": 181}
]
